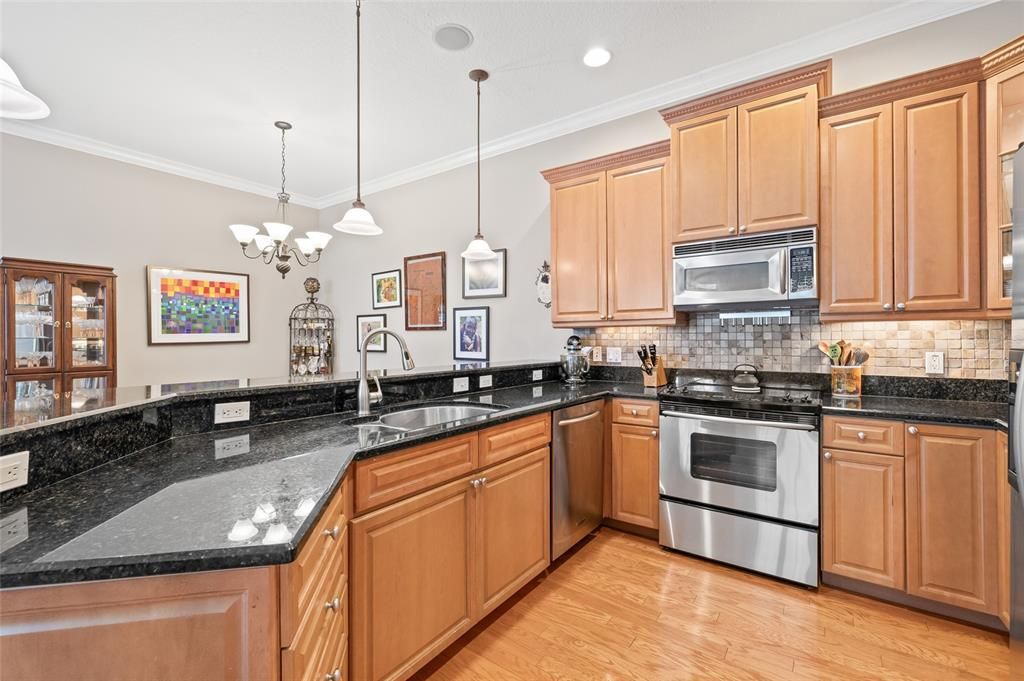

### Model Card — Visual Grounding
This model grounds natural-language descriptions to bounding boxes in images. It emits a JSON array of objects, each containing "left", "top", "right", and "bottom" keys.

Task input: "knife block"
[{"left": 642, "top": 358, "right": 667, "bottom": 388}]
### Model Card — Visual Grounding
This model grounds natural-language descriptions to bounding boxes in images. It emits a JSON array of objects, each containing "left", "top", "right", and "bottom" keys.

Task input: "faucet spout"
[{"left": 358, "top": 327, "right": 416, "bottom": 416}]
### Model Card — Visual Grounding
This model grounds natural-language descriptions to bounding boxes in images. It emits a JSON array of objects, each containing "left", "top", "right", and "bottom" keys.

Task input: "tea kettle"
[
  {"left": 561, "top": 335, "right": 592, "bottom": 386},
  {"left": 731, "top": 364, "right": 761, "bottom": 393}
]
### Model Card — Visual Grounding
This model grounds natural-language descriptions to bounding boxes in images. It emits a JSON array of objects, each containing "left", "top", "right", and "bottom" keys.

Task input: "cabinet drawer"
[
  {"left": 354, "top": 433, "right": 478, "bottom": 514},
  {"left": 611, "top": 399, "right": 658, "bottom": 427},
  {"left": 479, "top": 414, "right": 552, "bottom": 468},
  {"left": 823, "top": 416, "right": 904, "bottom": 456},
  {"left": 282, "top": 551, "right": 349, "bottom": 681},
  {"left": 280, "top": 474, "right": 351, "bottom": 646}
]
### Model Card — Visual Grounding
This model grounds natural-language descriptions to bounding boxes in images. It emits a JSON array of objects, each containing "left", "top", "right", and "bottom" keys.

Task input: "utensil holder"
[
  {"left": 830, "top": 365, "right": 862, "bottom": 398},
  {"left": 642, "top": 359, "right": 667, "bottom": 388}
]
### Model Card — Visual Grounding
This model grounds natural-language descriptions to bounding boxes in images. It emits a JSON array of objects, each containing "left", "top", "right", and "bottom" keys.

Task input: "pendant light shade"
[
  {"left": 333, "top": 0, "right": 382, "bottom": 236},
  {"left": 0, "top": 58, "right": 49, "bottom": 120},
  {"left": 461, "top": 68, "right": 497, "bottom": 261}
]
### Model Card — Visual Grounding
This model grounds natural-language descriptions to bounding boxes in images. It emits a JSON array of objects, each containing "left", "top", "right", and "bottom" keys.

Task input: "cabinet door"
[
  {"left": 550, "top": 172, "right": 607, "bottom": 324},
  {"left": 822, "top": 448, "right": 905, "bottom": 590},
  {"left": 738, "top": 84, "right": 819, "bottom": 234},
  {"left": 819, "top": 105, "right": 895, "bottom": 315},
  {"left": 606, "top": 157, "right": 674, "bottom": 322},
  {"left": 669, "top": 108, "right": 737, "bottom": 242},
  {"left": 4, "top": 373, "right": 63, "bottom": 425},
  {"left": 63, "top": 273, "right": 115, "bottom": 373},
  {"left": 984, "top": 61, "right": 1024, "bottom": 310},
  {"left": 997, "top": 430, "right": 1010, "bottom": 627},
  {"left": 905, "top": 423, "right": 999, "bottom": 614},
  {"left": 894, "top": 83, "right": 981, "bottom": 312},
  {"left": 350, "top": 476, "right": 475, "bottom": 681},
  {"left": 610, "top": 424, "right": 659, "bottom": 529},
  {"left": 5, "top": 268, "right": 61, "bottom": 375},
  {"left": 476, "top": 447, "right": 551, "bottom": 616}
]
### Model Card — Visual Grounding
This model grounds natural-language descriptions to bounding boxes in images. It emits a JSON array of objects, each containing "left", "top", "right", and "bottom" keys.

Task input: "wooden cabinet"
[
  {"left": 822, "top": 448, "right": 905, "bottom": 590},
  {"left": 737, "top": 84, "right": 819, "bottom": 234},
  {"left": 894, "top": 84, "right": 980, "bottom": 313},
  {"left": 610, "top": 423, "right": 659, "bottom": 530},
  {"left": 819, "top": 105, "right": 894, "bottom": 314},
  {"left": 905, "top": 422, "right": 1000, "bottom": 615},
  {"left": 543, "top": 142, "right": 677, "bottom": 327},
  {"left": 668, "top": 108, "right": 737, "bottom": 241},
  {"left": 823, "top": 415, "right": 904, "bottom": 456},
  {"left": 0, "top": 567, "right": 279, "bottom": 681}
]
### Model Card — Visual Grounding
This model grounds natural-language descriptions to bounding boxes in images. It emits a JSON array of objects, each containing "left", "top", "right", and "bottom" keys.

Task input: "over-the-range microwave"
[{"left": 672, "top": 227, "right": 817, "bottom": 310}]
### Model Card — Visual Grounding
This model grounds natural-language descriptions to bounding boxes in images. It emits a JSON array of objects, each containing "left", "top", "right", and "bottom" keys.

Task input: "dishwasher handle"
[
  {"left": 661, "top": 410, "right": 816, "bottom": 431},
  {"left": 557, "top": 410, "right": 603, "bottom": 427}
]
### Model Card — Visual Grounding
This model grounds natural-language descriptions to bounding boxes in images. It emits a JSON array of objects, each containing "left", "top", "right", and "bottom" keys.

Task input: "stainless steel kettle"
[{"left": 561, "top": 335, "right": 592, "bottom": 386}]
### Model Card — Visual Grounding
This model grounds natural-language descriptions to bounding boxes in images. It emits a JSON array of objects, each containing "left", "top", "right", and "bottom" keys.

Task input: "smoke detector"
[{"left": 434, "top": 24, "right": 474, "bottom": 51}]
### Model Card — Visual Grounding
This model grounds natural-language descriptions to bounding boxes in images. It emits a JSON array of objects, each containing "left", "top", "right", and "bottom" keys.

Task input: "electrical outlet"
[
  {"left": 591, "top": 346, "right": 603, "bottom": 363},
  {"left": 453, "top": 377, "right": 470, "bottom": 393},
  {"left": 532, "top": 386, "right": 543, "bottom": 398},
  {"left": 479, "top": 374, "right": 492, "bottom": 388},
  {"left": 925, "top": 352, "right": 945, "bottom": 375},
  {"left": 215, "top": 434, "right": 250, "bottom": 459},
  {"left": 0, "top": 508, "right": 28, "bottom": 552},
  {"left": 607, "top": 347, "right": 622, "bottom": 363},
  {"left": 0, "top": 451, "right": 29, "bottom": 492},
  {"left": 214, "top": 401, "right": 250, "bottom": 424},
  {"left": 532, "top": 369, "right": 543, "bottom": 381}
]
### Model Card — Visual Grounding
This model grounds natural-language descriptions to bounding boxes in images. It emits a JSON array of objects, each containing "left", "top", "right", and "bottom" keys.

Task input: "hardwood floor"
[{"left": 412, "top": 528, "right": 1010, "bottom": 681}]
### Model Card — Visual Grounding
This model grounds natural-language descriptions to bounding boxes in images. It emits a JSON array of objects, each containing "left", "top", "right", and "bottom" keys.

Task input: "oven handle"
[{"left": 661, "top": 410, "right": 816, "bottom": 431}]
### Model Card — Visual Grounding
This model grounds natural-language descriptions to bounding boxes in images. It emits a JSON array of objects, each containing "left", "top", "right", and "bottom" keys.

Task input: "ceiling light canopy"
[
  {"left": 583, "top": 47, "right": 612, "bottom": 68},
  {"left": 334, "top": 0, "right": 382, "bottom": 236},
  {"left": 0, "top": 57, "right": 49, "bottom": 119},
  {"left": 461, "top": 68, "right": 497, "bottom": 262},
  {"left": 434, "top": 24, "right": 474, "bottom": 51}
]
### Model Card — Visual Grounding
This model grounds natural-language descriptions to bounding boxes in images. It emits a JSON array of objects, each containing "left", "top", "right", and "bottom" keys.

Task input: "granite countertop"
[
  {"left": 822, "top": 395, "right": 1008, "bottom": 430},
  {"left": 0, "top": 380, "right": 655, "bottom": 588}
]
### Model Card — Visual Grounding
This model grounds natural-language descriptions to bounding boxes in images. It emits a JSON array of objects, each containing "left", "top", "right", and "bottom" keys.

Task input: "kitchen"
[{"left": 1, "top": 1, "right": 1023, "bottom": 680}]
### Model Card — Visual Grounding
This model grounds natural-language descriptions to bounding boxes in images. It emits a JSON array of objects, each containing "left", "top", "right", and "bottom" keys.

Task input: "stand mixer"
[{"left": 560, "top": 335, "right": 593, "bottom": 386}]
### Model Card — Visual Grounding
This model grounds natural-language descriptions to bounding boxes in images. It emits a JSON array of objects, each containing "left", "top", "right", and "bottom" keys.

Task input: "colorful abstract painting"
[{"left": 147, "top": 267, "right": 250, "bottom": 344}]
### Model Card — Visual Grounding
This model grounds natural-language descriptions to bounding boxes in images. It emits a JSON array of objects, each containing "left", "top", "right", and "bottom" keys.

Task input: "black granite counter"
[
  {"left": 823, "top": 395, "right": 1007, "bottom": 430},
  {"left": 0, "top": 380, "right": 655, "bottom": 588}
]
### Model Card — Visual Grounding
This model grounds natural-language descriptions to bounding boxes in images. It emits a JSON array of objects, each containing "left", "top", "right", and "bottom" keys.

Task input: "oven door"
[
  {"left": 673, "top": 246, "right": 787, "bottom": 307},
  {"left": 659, "top": 409, "right": 819, "bottom": 527}
]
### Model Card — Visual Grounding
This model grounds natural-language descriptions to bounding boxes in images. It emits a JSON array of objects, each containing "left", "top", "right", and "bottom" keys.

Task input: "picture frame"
[
  {"left": 356, "top": 314, "right": 387, "bottom": 353},
  {"left": 404, "top": 251, "right": 446, "bottom": 331},
  {"left": 371, "top": 269, "right": 402, "bottom": 309},
  {"left": 146, "top": 266, "right": 250, "bottom": 345},
  {"left": 452, "top": 306, "right": 490, "bottom": 362},
  {"left": 462, "top": 248, "right": 507, "bottom": 299}
]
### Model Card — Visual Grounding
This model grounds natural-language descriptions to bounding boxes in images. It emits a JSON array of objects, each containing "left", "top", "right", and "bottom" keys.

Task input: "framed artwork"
[
  {"left": 462, "top": 248, "right": 506, "bottom": 299},
  {"left": 356, "top": 314, "right": 387, "bottom": 352},
  {"left": 146, "top": 266, "right": 250, "bottom": 345},
  {"left": 371, "top": 269, "right": 402, "bottom": 309},
  {"left": 404, "top": 252, "right": 446, "bottom": 330},
  {"left": 452, "top": 306, "right": 489, "bottom": 362}
]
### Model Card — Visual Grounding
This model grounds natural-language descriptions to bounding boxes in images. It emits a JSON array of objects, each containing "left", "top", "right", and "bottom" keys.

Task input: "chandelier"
[{"left": 228, "top": 121, "right": 333, "bottom": 278}]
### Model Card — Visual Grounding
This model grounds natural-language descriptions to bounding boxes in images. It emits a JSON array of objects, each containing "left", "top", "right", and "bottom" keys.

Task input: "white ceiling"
[{"left": 0, "top": 1, "right": 996, "bottom": 207}]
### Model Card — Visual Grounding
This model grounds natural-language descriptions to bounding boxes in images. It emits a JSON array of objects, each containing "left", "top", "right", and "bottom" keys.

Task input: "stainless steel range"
[{"left": 658, "top": 379, "right": 821, "bottom": 586}]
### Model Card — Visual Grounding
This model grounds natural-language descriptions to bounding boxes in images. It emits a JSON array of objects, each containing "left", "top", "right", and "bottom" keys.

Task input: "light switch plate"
[
  {"left": 607, "top": 347, "right": 622, "bottom": 363},
  {"left": 532, "top": 386, "right": 543, "bottom": 398},
  {"left": 480, "top": 394, "right": 493, "bottom": 404},
  {"left": 215, "top": 434, "right": 250, "bottom": 459},
  {"left": 214, "top": 401, "right": 250, "bottom": 424},
  {"left": 532, "top": 370, "right": 543, "bottom": 381},
  {"left": 479, "top": 374, "right": 492, "bottom": 388},
  {"left": 0, "top": 451, "right": 29, "bottom": 492},
  {"left": 591, "top": 346, "right": 603, "bottom": 363},
  {"left": 453, "top": 377, "right": 470, "bottom": 393},
  {"left": 925, "top": 352, "right": 944, "bottom": 375}
]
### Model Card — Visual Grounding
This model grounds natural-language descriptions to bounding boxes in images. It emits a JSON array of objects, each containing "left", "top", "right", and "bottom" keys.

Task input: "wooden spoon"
[{"left": 818, "top": 340, "right": 833, "bottom": 361}]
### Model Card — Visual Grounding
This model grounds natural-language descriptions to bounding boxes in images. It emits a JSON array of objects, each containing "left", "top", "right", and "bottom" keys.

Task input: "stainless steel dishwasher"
[{"left": 551, "top": 400, "right": 605, "bottom": 559}]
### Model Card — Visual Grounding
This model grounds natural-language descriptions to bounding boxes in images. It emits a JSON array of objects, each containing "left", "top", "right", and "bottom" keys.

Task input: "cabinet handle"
[
  {"left": 53, "top": 319, "right": 60, "bottom": 328},
  {"left": 324, "top": 596, "right": 340, "bottom": 612},
  {"left": 65, "top": 321, "right": 71, "bottom": 329},
  {"left": 323, "top": 525, "right": 340, "bottom": 540},
  {"left": 324, "top": 670, "right": 341, "bottom": 681},
  {"left": 857, "top": 431, "right": 866, "bottom": 441},
  {"left": 896, "top": 303, "right": 906, "bottom": 311},
  {"left": 882, "top": 303, "right": 892, "bottom": 311},
  {"left": 651, "top": 430, "right": 658, "bottom": 438},
  {"left": 908, "top": 426, "right": 919, "bottom": 435},
  {"left": 823, "top": 451, "right": 832, "bottom": 460}
]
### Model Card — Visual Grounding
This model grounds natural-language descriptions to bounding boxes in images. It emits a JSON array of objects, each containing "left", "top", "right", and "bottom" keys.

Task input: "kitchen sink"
[{"left": 377, "top": 404, "right": 504, "bottom": 430}]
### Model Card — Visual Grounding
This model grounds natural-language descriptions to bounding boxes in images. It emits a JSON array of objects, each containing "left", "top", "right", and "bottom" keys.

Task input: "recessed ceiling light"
[
  {"left": 434, "top": 24, "right": 474, "bottom": 51},
  {"left": 583, "top": 47, "right": 611, "bottom": 68}
]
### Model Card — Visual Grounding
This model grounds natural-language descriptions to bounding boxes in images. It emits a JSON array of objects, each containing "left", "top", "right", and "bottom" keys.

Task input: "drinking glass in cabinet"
[
  {"left": 69, "top": 279, "right": 108, "bottom": 368},
  {"left": 9, "top": 377, "right": 59, "bottom": 426},
  {"left": 13, "top": 275, "right": 56, "bottom": 369}
]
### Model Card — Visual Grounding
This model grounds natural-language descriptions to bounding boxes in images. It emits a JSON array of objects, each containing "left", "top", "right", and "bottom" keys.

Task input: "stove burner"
[{"left": 663, "top": 379, "right": 821, "bottom": 412}]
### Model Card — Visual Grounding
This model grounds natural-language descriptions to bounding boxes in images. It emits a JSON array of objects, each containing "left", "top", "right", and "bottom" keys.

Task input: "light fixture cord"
[
  {"left": 354, "top": 0, "right": 363, "bottom": 207},
  {"left": 476, "top": 76, "right": 481, "bottom": 239},
  {"left": 280, "top": 125, "right": 288, "bottom": 223}
]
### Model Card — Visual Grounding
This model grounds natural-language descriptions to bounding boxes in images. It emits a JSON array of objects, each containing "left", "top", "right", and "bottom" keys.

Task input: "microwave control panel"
[{"left": 789, "top": 246, "right": 816, "bottom": 297}]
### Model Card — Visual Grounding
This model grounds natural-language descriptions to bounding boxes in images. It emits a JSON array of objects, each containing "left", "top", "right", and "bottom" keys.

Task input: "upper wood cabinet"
[
  {"left": 543, "top": 143, "right": 677, "bottom": 327},
  {"left": 894, "top": 83, "right": 980, "bottom": 313},
  {"left": 668, "top": 108, "right": 737, "bottom": 241}
]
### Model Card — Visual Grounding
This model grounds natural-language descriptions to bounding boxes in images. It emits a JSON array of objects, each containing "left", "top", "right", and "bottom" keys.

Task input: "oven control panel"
[{"left": 788, "top": 245, "right": 816, "bottom": 298}]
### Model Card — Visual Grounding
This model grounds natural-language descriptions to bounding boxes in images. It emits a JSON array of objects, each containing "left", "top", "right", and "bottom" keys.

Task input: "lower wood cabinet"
[
  {"left": 610, "top": 423, "right": 659, "bottom": 530},
  {"left": 822, "top": 448, "right": 905, "bottom": 590}
]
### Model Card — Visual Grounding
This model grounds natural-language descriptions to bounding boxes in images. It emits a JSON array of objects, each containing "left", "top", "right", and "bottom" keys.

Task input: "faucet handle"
[{"left": 370, "top": 375, "right": 383, "bottom": 405}]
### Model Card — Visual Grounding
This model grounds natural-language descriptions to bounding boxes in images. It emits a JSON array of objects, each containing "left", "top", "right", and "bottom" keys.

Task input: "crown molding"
[
  {"left": 981, "top": 33, "right": 1024, "bottom": 77},
  {"left": 540, "top": 140, "right": 669, "bottom": 184},
  {"left": 0, "top": 120, "right": 320, "bottom": 208}
]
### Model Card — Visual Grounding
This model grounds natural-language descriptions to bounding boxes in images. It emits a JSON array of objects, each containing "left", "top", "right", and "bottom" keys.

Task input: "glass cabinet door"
[
  {"left": 5, "top": 375, "right": 62, "bottom": 427},
  {"left": 64, "top": 274, "right": 113, "bottom": 371},
  {"left": 65, "top": 372, "right": 113, "bottom": 416},
  {"left": 7, "top": 269, "right": 61, "bottom": 374}
]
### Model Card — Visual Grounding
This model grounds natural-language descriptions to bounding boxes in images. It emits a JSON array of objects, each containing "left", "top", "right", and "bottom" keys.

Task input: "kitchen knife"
[{"left": 649, "top": 344, "right": 657, "bottom": 368}]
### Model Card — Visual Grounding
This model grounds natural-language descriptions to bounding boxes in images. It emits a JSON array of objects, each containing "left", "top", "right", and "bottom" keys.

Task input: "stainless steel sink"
[{"left": 377, "top": 405, "right": 502, "bottom": 430}]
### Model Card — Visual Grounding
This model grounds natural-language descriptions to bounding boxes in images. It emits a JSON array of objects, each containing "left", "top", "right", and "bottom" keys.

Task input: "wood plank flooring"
[{"left": 412, "top": 528, "right": 1010, "bottom": 681}]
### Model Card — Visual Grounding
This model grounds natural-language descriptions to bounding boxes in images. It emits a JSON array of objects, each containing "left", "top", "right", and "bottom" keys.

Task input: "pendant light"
[
  {"left": 333, "top": 0, "right": 382, "bottom": 236},
  {"left": 0, "top": 57, "right": 50, "bottom": 120},
  {"left": 461, "top": 69, "right": 497, "bottom": 261}
]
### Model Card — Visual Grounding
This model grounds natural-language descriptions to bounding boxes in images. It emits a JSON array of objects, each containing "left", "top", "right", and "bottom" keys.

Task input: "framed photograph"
[
  {"left": 404, "top": 252, "right": 446, "bottom": 330},
  {"left": 452, "top": 306, "right": 489, "bottom": 362},
  {"left": 356, "top": 314, "right": 387, "bottom": 352},
  {"left": 462, "top": 248, "right": 506, "bottom": 299},
  {"left": 371, "top": 269, "right": 402, "bottom": 309},
  {"left": 146, "top": 266, "right": 250, "bottom": 345}
]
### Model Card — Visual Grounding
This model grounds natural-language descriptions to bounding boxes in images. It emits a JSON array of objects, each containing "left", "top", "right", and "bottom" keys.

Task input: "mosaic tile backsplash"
[{"left": 575, "top": 310, "right": 1012, "bottom": 380}]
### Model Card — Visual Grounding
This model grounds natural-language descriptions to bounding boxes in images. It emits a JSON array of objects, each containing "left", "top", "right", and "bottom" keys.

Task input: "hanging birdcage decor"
[{"left": 289, "top": 278, "right": 334, "bottom": 376}]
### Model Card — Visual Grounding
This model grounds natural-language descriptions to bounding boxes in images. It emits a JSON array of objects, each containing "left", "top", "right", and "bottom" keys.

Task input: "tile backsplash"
[{"left": 575, "top": 310, "right": 1011, "bottom": 380}]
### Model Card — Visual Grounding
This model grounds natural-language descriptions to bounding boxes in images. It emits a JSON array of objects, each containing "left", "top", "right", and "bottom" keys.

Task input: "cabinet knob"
[
  {"left": 738, "top": 226, "right": 747, "bottom": 233},
  {"left": 324, "top": 670, "right": 341, "bottom": 681},
  {"left": 479, "top": 477, "right": 487, "bottom": 486},
  {"left": 882, "top": 303, "right": 892, "bottom": 311},
  {"left": 324, "top": 596, "right": 340, "bottom": 612},
  {"left": 824, "top": 451, "right": 832, "bottom": 460},
  {"left": 470, "top": 478, "right": 483, "bottom": 489},
  {"left": 651, "top": 430, "right": 658, "bottom": 438},
  {"left": 323, "top": 525, "right": 340, "bottom": 540},
  {"left": 630, "top": 409, "right": 638, "bottom": 416},
  {"left": 857, "top": 431, "right": 866, "bottom": 441},
  {"left": 727, "top": 227, "right": 736, "bottom": 234},
  {"left": 908, "top": 426, "right": 919, "bottom": 435},
  {"left": 896, "top": 303, "right": 906, "bottom": 311},
  {"left": 65, "top": 321, "right": 71, "bottom": 329}
]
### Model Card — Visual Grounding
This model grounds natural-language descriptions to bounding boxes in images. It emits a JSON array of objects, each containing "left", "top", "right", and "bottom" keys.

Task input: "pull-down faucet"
[{"left": 357, "top": 328, "right": 415, "bottom": 416}]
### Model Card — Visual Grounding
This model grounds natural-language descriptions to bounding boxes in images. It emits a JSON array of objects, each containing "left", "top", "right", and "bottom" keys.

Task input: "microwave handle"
[{"left": 768, "top": 250, "right": 787, "bottom": 297}]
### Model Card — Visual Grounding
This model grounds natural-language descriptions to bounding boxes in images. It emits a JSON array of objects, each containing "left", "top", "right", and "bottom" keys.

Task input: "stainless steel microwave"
[{"left": 672, "top": 227, "right": 817, "bottom": 310}]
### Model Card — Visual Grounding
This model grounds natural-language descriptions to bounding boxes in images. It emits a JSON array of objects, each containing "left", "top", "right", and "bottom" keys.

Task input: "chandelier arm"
[{"left": 240, "top": 244, "right": 267, "bottom": 260}]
